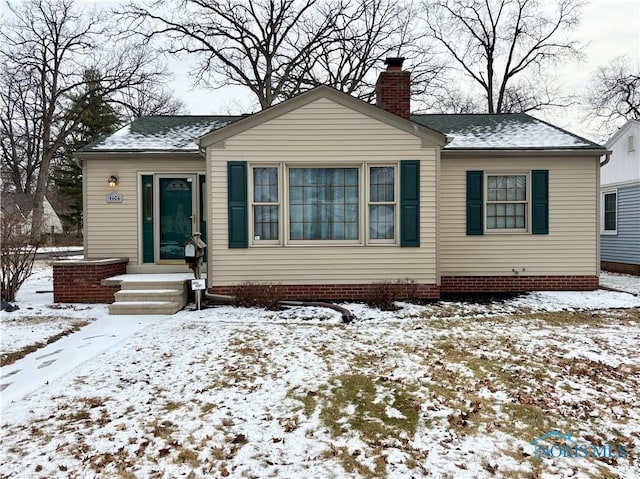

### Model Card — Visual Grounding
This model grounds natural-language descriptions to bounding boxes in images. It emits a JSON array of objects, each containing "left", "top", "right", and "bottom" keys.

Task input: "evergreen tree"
[{"left": 52, "top": 69, "right": 119, "bottom": 232}]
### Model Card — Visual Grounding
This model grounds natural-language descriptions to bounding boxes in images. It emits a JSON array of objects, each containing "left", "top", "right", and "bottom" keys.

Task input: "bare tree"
[
  {"left": 119, "top": 0, "right": 441, "bottom": 109},
  {"left": 286, "top": 0, "right": 443, "bottom": 102},
  {"left": 119, "top": 0, "right": 344, "bottom": 110},
  {"left": 1, "top": 211, "right": 38, "bottom": 303},
  {"left": 112, "top": 83, "right": 186, "bottom": 122},
  {"left": 423, "top": 0, "right": 584, "bottom": 113},
  {"left": 0, "top": 65, "right": 43, "bottom": 193},
  {"left": 0, "top": 0, "right": 168, "bottom": 242},
  {"left": 588, "top": 56, "right": 640, "bottom": 131}
]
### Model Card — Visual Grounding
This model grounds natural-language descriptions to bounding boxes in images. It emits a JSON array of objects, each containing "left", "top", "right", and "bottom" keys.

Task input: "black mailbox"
[{"left": 184, "top": 232, "right": 207, "bottom": 269}]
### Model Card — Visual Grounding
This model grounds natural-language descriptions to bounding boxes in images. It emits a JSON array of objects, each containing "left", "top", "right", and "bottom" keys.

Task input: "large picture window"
[
  {"left": 486, "top": 174, "right": 527, "bottom": 231},
  {"left": 247, "top": 163, "right": 403, "bottom": 245},
  {"left": 289, "top": 168, "right": 359, "bottom": 240}
]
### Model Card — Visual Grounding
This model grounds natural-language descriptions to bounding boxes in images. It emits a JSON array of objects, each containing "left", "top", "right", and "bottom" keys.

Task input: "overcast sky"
[
  {"left": 2, "top": 0, "right": 638, "bottom": 142},
  {"left": 164, "top": 0, "right": 639, "bottom": 143}
]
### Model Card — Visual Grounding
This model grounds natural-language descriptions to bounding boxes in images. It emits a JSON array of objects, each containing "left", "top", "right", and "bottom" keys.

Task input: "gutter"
[{"left": 600, "top": 151, "right": 612, "bottom": 167}]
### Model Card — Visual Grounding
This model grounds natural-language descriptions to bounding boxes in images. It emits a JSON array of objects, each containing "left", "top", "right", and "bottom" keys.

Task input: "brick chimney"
[{"left": 375, "top": 57, "right": 410, "bottom": 119}]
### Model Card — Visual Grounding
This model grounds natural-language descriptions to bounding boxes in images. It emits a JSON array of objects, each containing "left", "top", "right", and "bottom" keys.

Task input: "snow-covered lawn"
[
  {"left": 600, "top": 271, "right": 640, "bottom": 296},
  {"left": 1, "top": 263, "right": 96, "bottom": 364},
  {"left": 1, "top": 265, "right": 639, "bottom": 478}
]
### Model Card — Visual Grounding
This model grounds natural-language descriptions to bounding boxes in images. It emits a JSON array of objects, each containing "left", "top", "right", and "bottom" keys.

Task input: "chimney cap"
[{"left": 384, "top": 57, "right": 405, "bottom": 69}]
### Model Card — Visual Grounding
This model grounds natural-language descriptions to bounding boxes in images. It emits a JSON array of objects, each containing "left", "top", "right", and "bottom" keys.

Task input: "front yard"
[{"left": 1, "top": 273, "right": 639, "bottom": 478}]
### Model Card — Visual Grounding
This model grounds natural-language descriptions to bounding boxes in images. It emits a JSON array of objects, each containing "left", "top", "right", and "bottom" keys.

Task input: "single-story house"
[
  {"left": 66, "top": 58, "right": 608, "bottom": 303},
  {"left": 600, "top": 119, "right": 640, "bottom": 275}
]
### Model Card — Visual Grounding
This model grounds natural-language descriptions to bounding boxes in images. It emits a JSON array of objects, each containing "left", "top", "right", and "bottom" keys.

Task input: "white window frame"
[
  {"left": 628, "top": 135, "right": 635, "bottom": 152},
  {"left": 601, "top": 189, "right": 618, "bottom": 235},
  {"left": 484, "top": 172, "right": 530, "bottom": 234},
  {"left": 248, "top": 161, "right": 402, "bottom": 247},
  {"left": 366, "top": 164, "right": 399, "bottom": 245},
  {"left": 249, "top": 165, "right": 282, "bottom": 246}
]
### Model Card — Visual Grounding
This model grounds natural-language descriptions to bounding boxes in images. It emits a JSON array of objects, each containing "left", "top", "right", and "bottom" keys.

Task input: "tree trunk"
[{"left": 29, "top": 148, "right": 52, "bottom": 244}]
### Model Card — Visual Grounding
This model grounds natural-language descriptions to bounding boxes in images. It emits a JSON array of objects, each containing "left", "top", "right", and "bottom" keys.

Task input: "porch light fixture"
[{"left": 108, "top": 175, "right": 119, "bottom": 188}]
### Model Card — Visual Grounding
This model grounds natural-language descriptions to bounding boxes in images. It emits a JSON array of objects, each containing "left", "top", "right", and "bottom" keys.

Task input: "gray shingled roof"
[
  {"left": 80, "top": 116, "right": 242, "bottom": 152},
  {"left": 79, "top": 111, "right": 603, "bottom": 153},
  {"left": 411, "top": 113, "right": 603, "bottom": 150}
]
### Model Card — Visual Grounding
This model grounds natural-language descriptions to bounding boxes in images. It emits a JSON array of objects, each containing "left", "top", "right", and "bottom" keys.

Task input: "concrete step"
[
  {"left": 117, "top": 281, "right": 189, "bottom": 291},
  {"left": 108, "top": 301, "right": 184, "bottom": 315},
  {"left": 105, "top": 274, "right": 195, "bottom": 316},
  {"left": 114, "top": 289, "right": 185, "bottom": 303}
]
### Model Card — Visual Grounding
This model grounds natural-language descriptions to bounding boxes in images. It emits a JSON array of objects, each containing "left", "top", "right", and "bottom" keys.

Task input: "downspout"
[{"left": 596, "top": 151, "right": 612, "bottom": 279}]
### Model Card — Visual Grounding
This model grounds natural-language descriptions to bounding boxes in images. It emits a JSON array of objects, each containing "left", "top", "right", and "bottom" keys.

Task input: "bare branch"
[
  {"left": 423, "top": 0, "right": 584, "bottom": 113},
  {"left": 586, "top": 56, "right": 640, "bottom": 133},
  {"left": 1, "top": 0, "right": 170, "bottom": 241}
]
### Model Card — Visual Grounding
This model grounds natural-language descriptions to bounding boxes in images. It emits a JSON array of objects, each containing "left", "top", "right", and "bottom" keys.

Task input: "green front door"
[{"left": 158, "top": 176, "right": 195, "bottom": 260}]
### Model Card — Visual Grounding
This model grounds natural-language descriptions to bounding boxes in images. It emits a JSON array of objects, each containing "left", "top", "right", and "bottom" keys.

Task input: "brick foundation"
[
  {"left": 53, "top": 258, "right": 129, "bottom": 303},
  {"left": 601, "top": 261, "right": 640, "bottom": 276},
  {"left": 210, "top": 283, "right": 441, "bottom": 301},
  {"left": 440, "top": 275, "right": 599, "bottom": 293}
]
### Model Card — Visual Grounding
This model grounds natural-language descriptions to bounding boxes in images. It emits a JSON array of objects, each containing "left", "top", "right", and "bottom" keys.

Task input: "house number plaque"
[{"left": 106, "top": 192, "right": 123, "bottom": 203}]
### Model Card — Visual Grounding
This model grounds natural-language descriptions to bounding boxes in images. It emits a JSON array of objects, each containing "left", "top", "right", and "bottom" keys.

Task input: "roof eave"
[
  {"left": 73, "top": 150, "right": 205, "bottom": 160},
  {"left": 441, "top": 148, "right": 609, "bottom": 158},
  {"left": 605, "top": 119, "right": 640, "bottom": 147}
]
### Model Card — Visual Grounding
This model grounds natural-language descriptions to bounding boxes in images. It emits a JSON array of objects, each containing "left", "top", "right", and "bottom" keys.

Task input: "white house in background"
[
  {"left": 0, "top": 193, "right": 64, "bottom": 235},
  {"left": 601, "top": 119, "right": 640, "bottom": 275}
]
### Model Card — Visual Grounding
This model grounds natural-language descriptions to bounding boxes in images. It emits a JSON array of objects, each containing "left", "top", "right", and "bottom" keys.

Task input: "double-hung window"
[
  {"left": 252, "top": 167, "right": 279, "bottom": 243},
  {"left": 368, "top": 166, "right": 396, "bottom": 241},
  {"left": 602, "top": 191, "right": 617, "bottom": 234},
  {"left": 486, "top": 174, "right": 528, "bottom": 231}
]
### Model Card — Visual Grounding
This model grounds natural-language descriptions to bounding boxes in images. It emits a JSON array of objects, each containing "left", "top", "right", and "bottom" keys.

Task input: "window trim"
[
  {"left": 601, "top": 189, "right": 618, "bottom": 235},
  {"left": 484, "top": 171, "right": 530, "bottom": 234},
  {"left": 366, "top": 164, "right": 399, "bottom": 245},
  {"left": 284, "top": 163, "right": 364, "bottom": 246},
  {"left": 248, "top": 161, "right": 403, "bottom": 247},
  {"left": 249, "top": 165, "right": 282, "bottom": 246}
]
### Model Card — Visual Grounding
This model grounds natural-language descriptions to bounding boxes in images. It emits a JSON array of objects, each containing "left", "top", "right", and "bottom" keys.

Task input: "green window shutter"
[
  {"left": 466, "top": 170, "right": 483, "bottom": 235},
  {"left": 198, "top": 174, "right": 207, "bottom": 243},
  {"left": 400, "top": 160, "right": 420, "bottom": 247},
  {"left": 142, "top": 175, "right": 154, "bottom": 262},
  {"left": 227, "top": 161, "right": 248, "bottom": 248},
  {"left": 532, "top": 169, "right": 549, "bottom": 235}
]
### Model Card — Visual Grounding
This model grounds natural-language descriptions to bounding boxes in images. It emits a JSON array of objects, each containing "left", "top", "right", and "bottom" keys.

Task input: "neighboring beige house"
[{"left": 72, "top": 58, "right": 607, "bottom": 301}]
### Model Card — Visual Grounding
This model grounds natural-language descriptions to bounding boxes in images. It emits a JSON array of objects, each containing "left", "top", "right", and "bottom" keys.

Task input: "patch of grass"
[
  {"left": 175, "top": 447, "right": 199, "bottom": 467},
  {"left": 320, "top": 374, "right": 420, "bottom": 442},
  {"left": 523, "top": 311, "right": 608, "bottom": 327},
  {"left": 288, "top": 389, "right": 319, "bottom": 418},
  {"left": 500, "top": 403, "right": 563, "bottom": 441},
  {"left": 150, "top": 419, "right": 175, "bottom": 440},
  {"left": 164, "top": 401, "right": 183, "bottom": 412},
  {"left": 323, "top": 445, "right": 385, "bottom": 479},
  {"left": 59, "top": 409, "right": 91, "bottom": 422}
]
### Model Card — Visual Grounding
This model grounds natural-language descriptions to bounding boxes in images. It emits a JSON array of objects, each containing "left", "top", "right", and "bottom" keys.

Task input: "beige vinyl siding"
[
  {"left": 84, "top": 157, "right": 205, "bottom": 271},
  {"left": 441, "top": 156, "right": 599, "bottom": 276},
  {"left": 208, "top": 97, "right": 438, "bottom": 286}
]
